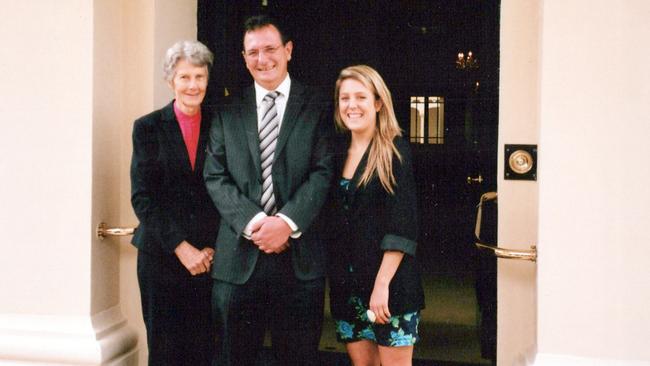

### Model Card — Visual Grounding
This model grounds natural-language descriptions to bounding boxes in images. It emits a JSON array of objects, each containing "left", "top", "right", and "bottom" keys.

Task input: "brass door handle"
[
  {"left": 476, "top": 243, "right": 537, "bottom": 261},
  {"left": 96, "top": 222, "right": 137, "bottom": 240},
  {"left": 474, "top": 192, "right": 537, "bottom": 262},
  {"left": 467, "top": 174, "right": 483, "bottom": 184}
]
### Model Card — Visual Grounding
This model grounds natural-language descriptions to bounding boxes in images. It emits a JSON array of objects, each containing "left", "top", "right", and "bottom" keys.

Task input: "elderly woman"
[{"left": 130, "top": 40, "right": 219, "bottom": 365}]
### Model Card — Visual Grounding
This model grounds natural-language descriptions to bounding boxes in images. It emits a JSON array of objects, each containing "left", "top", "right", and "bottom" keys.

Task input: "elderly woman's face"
[{"left": 169, "top": 58, "right": 208, "bottom": 114}]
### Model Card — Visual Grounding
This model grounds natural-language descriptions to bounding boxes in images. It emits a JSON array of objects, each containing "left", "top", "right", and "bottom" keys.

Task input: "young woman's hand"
[{"left": 369, "top": 281, "right": 391, "bottom": 324}]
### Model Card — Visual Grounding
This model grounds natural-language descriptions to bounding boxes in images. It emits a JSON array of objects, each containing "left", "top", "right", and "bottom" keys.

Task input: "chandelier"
[{"left": 456, "top": 51, "right": 478, "bottom": 70}]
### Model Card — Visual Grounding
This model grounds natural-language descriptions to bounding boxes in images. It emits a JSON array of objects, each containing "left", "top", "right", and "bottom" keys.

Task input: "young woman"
[{"left": 327, "top": 65, "right": 425, "bottom": 366}]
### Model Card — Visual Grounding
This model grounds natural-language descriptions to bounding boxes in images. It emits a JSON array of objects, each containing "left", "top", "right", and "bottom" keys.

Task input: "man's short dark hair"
[{"left": 243, "top": 15, "right": 291, "bottom": 45}]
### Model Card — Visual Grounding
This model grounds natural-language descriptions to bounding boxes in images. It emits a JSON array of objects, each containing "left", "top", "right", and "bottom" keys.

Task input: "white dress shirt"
[{"left": 243, "top": 74, "right": 301, "bottom": 239}]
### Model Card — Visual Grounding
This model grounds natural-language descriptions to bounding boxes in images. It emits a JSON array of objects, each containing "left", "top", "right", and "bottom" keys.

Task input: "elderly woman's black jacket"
[
  {"left": 325, "top": 135, "right": 425, "bottom": 320},
  {"left": 130, "top": 101, "right": 219, "bottom": 256}
]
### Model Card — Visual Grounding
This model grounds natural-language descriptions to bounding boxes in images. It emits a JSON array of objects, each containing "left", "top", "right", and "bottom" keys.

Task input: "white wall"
[
  {"left": 118, "top": 2, "right": 157, "bottom": 365},
  {"left": 153, "top": 0, "right": 198, "bottom": 108},
  {"left": 0, "top": 1, "right": 94, "bottom": 317},
  {"left": 536, "top": 0, "right": 650, "bottom": 364}
]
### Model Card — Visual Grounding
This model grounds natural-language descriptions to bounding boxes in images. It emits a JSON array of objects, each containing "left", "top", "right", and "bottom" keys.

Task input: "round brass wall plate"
[
  {"left": 504, "top": 144, "right": 537, "bottom": 180},
  {"left": 508, "top": 149, "right": 534, "bottom": 174}
]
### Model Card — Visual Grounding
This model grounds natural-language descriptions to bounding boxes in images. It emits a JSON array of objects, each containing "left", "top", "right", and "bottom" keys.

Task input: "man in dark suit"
[{"left": 203, "top": 15, "right": 334, "bottom": 366}]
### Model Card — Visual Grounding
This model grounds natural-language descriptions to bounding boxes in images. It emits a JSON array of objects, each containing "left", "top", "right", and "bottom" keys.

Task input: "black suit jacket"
[
  {"left": 326, "top": 136, "right": 425, "bottom": 319},
  {"left": 204, "top": 80, "right": 334, "bottom": 284},
  {"left": 130, "top": 101, "right": 219, "bottom": 256}
]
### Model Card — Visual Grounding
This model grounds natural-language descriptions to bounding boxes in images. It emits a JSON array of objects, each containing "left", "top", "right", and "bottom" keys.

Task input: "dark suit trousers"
[
  {"left": 137, "top": 250, "right": 215, "bottom": 366},
  {"left": 212, "top": 250, "right": 325, "bottom": 366}
]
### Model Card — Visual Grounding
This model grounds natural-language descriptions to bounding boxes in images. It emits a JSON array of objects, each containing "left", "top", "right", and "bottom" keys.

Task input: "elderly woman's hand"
[{"left": 174, "top": 241, "right": 213, "bottom": 275}]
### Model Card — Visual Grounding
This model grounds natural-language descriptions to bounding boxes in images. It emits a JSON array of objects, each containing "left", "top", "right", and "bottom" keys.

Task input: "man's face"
[{"left": 243, "top": 25, "right": 293, "bottom": 90}]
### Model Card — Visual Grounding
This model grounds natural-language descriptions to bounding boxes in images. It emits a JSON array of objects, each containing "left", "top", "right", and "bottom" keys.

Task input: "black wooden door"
[{"left": 198, "top": 1, "right": 499, "bottom": 363}]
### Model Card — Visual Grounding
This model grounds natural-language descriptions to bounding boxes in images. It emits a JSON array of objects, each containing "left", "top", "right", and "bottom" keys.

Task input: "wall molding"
[
  {"left": 534, "top": 353, "right": 650, "bottom": 366},
  {"left": 0, "top": 306, "right": 138, "bottom": 365}
]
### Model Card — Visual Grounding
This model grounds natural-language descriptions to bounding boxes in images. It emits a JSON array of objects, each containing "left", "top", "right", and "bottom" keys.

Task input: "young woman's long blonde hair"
[{"left": 334, "top": 65, "right": 403, "bottom": 194}]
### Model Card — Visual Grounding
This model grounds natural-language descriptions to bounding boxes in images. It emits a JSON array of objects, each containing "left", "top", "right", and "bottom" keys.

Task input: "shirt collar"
[{"left": 254, "top": 74, "right": 291, "bottom": 106}]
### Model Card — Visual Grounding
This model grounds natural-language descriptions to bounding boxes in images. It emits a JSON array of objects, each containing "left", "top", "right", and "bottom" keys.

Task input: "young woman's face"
[{"left": 338, "top": 78, "right": 382, "bottom": 136}]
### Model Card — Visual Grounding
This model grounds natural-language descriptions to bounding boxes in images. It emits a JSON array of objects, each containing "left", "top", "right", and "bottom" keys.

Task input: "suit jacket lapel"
[
  {"left": 275, "top": 81, "right": 305, "bottom": 158},
  {"left": 241, "top": 87, "right": 262, "bottom": 179},
  {"left": 194, "top": 105, "right": 212, "bottom": 177},
  {"left": 160, "top": 101, "right": 192, "bottom": 175}
]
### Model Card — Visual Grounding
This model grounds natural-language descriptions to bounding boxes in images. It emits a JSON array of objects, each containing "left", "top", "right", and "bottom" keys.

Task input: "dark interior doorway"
[{"left": 198, "top": 1, "right": 499, "bottom": 365}]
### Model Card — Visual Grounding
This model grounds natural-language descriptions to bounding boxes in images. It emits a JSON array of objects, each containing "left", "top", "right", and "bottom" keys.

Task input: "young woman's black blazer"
[{"left": 326, "top": 136, "right": 425, "bottom": 319}]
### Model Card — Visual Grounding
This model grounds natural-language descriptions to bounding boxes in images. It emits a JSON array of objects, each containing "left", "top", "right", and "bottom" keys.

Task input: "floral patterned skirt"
[{"left": 334, "top": 296, "right": 420, "bottom": 347}]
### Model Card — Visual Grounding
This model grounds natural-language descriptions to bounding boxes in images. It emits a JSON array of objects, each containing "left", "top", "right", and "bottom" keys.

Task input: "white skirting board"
[
  {"left": 0, "top": 306, "right": 138, "bottom": 365},
  {"left": 534, "top": 353, "right": 650, "bottom": 366}
]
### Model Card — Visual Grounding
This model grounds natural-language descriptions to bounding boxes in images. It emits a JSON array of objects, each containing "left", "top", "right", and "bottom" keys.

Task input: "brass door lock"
[{"left": 505, "top": 144, "right": 537, "bottom": 180}]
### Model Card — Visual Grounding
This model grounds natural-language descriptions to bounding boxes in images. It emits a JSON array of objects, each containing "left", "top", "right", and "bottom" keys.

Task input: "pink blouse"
[{"left": 173, "top": 103, "right": 201, "bottom": 170}]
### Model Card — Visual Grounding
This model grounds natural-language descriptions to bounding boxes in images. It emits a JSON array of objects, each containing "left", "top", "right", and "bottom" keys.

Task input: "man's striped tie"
[{"left": 258, "top": 91, "right": 280, "bottom": 214}]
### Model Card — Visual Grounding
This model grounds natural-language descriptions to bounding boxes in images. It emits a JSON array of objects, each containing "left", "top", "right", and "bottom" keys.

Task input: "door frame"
[
  {"left": 495, "top": 1, "right": 540, "bottom": 365},
  {"left": 116, "top": 1, "right": 543, "bottom": 365}
]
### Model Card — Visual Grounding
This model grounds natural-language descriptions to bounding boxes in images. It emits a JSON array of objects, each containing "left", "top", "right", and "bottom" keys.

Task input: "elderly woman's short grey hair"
[{"left": 163, "top": 40, "right": 214, "bottom": 82}]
